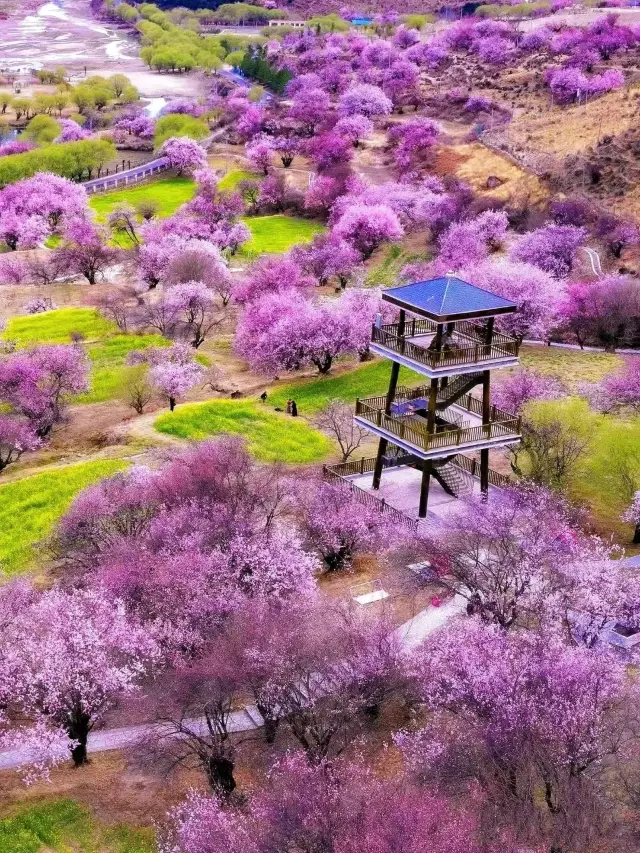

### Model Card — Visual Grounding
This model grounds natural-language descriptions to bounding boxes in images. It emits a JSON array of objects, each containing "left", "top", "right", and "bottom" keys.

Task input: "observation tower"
[{"left": 328, "top": 275, "right": 522, "bottom": 522}]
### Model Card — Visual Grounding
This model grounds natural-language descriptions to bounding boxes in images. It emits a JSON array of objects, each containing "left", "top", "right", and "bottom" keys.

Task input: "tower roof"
[{"left": 382, "top": 275, "right": 517, "bottom": 322}]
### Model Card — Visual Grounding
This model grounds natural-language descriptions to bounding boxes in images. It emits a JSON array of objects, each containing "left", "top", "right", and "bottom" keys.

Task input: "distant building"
[{"left": 268, "top": 19, "right": 306, "bottom": 28}]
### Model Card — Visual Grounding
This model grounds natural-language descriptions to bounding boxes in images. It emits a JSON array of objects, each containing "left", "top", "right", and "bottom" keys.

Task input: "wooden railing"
[
  {"left": 323, "top": 464, "right": 419, "bottom": 532},
  {"left": 455, "top": 393, "right": 520, "bottom": 425},
  {"left": 361, "top": 388, "right": 519, "bottom": 427},
  {"left": 355, "top": 399, "right": 521, "bottom": 454},
  {"left": 371, "top": 326, "right": 519, "bottom": 370},
  {"left": 450, "top": 453, "right": 512, "bottom": 488},
  {"left": 457, "top": 319, "right": 517, "bottom": 349},
  {"left": 326, "top": 455, "right": 511, "bottom": 487},
  {"left": 380, "top": 317, "right": 519, "bottom": 351}
]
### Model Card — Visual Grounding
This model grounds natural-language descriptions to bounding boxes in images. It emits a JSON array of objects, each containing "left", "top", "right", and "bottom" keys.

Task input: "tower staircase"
[
  {"left": 436, "top": 372, "right": 483, "bottom": 410},
  {"left": 431, "top": 459, "right": 474, "bottom": 498}
]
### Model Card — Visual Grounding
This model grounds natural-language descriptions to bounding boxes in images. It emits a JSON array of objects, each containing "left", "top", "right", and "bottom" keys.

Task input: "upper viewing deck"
[
  {"left": 374, "top": 276, "right": 521, "bottom": 377},
  {"left": 371, "top": 317, "right": 521, "bottom": 377}
]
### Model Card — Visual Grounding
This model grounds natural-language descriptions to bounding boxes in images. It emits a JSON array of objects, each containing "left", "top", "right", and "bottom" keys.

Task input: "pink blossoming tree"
[{"left": 160, "top": 137, "right": 208, "bottom": 175}]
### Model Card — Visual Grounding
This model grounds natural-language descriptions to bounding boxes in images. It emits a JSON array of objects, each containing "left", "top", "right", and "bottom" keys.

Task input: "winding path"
[
  {"left": 0, "top": 596, "right": 465, "bottom": 771},
  {"left": 581, "top": 246, "right": 603, "bottom": 277}
]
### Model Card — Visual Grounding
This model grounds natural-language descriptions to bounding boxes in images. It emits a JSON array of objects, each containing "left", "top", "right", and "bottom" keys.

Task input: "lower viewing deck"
[
  {"left": 324, "top": 456, "right": 510, "bottom": 532},
  {"left": 355, "top": 392, "right": 521, "bottom": 461}
]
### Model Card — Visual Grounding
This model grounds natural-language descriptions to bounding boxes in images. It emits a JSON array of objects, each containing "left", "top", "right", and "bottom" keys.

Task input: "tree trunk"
[
  {"left": 325, "top": 543, "right": 350, "bottom": 571},
  {"left": 169, "top": 397, "right": 176, "bottom": 411},
  {"left": 315, "top": 354, "right": 333, "bottom": 374},
  {"left": 68, "top": 710, "right": 91, "bottom": 767},
  {"left": 263, "top": 716, "right": 279, "bottom": 744},
  {"left": 543, "top": 778, "right": 560, "bottom": 814},
  {"left": 205, "top": 755, "right": 236, "bottom": 799},
  {"left": 633, "top": 522, "right": 640, "bottom": 545}
]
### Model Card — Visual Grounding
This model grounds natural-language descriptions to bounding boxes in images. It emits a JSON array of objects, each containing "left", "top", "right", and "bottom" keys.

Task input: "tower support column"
[
  {"left": 480, "top": 369, "right": 491, "bottom": 497},
  {"left": 372, "top": 336, "right": 402, "bottom": 490},
  {"left": 372, "top": 312, "right": 406, "bottom": 489},
  {"left": 418, "top": 460, "right": 433, "bottom": 518},
  {"left": 480, "top": 450, "right": 489, "bottom": 496},
  {"left": 426, "top": 377, "right": 439, "bottom": 433},
  {"left": 372, "top": 437, "right": 389, "bottom": 491}
]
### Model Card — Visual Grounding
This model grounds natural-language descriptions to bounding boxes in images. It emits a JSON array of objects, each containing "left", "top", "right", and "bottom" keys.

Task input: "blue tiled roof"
[{"left": 382, "top": 276, "right": 517, "bottom": 320}]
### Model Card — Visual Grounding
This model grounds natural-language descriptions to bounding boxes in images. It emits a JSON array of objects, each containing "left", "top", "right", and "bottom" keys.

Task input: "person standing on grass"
[
  {"left": 286, "top": 399, "right": 292, "bottom": 415},
  {"left": 291, "top": 400, "right": 298, "bottom": 417}
]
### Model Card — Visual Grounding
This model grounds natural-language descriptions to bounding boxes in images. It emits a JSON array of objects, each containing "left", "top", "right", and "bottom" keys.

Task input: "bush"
[
  {"left": 0, "top": 139, "right": 115, "bottom": 186},
  {"left": 22, "top": 114, "right": 61, "bottom": 146},
  {"left": 154, "top": 114, "right": 209, "bottom": 147},
  {"left": 240, "top": 47, "right": 293, "bottom": 94}
]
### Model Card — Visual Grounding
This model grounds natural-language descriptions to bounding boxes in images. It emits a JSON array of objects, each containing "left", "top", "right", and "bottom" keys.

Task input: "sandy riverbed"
[
  {"left": 0, "top": 0, "right": 208, "bottom": 100},
  {"left": 0, "top": 0, "right": 135, "bottom": 72}
]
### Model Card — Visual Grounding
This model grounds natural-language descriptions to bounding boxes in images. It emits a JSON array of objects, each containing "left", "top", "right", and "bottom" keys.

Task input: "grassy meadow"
[
  {"left": 0, "top": 799, "right": 153, "bottom": 853},
  {"left": 4, "top": 308, "right": 116, "bottom": 346},
  {"left": 239, "top": 214, "right": 325, "bottom": 256},
  {"left": 89, "top": 175, "right": 196, "bottom": 220},
  {"left": 0, "top": 459, "right": 127, "bottom": 576},
  {"left": 155, "top": 398, "right": 332, "bottom": 463},
  {"left": 3, "top": 309, "right": 171, "bottom": 405},
  {"left": 269, "top": 359, "right": 423, "bottom": 414}
]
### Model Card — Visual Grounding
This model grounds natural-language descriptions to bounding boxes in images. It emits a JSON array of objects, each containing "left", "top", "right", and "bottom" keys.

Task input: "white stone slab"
[{"left": 354, "top": 590, "right": 389, "bottom": 605}]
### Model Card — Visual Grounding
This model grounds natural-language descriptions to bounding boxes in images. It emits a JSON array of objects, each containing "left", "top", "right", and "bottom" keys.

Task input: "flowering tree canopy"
[
  {"left": 510, "top": 223, "right": 586, "bottom": 278},
  {"left": 400, "top": 619, "right": 634, "bottom": 843},
  {"left": 160, "top": 137, "right": 208, "bottom": 175},
  {"left": 0, "top": 173, "right": 90, "bottom": 249},
  {"left": 338, "top": 83, "right": 393, "bottom": 118},
  {"left": 0, "top": 344, "right": 89, "bottom": 439},
  {"left": 235, "top": 289, "right": 355, "bottom": 375},
  {"left": 143, "top": 344, "right": 205, "bottom": 410},
  {"left": 461, "top": 259, "right": 559, "bottom": 342},
  {"left": 334, "top": 203, "right": 404, "bottom": 259},
  {"left": 161, "top": 753, "right": 480, "bottom": 853},
  {"left": 3, "top": 585, "right": 158, "bottom": 770}
]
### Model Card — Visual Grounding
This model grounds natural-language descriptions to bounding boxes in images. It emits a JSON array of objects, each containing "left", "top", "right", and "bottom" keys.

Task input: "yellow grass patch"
[
  {"left": 447, "top": 142, "right": 547, "bottom": 203},
  {"left": 508, "top": 87, "right": 639, "bottom": 157}
]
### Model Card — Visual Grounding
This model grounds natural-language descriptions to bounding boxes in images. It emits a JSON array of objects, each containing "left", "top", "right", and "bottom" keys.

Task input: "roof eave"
[{"left": 381, "top": 293, "right": 518, "bottom": 322}]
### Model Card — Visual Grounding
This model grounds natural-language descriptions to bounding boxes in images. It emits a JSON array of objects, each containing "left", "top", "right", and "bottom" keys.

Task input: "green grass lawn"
[
  {"left": 570, "top": 412, "right": 640, "bottom": 543},
  {"left": 79, "top": 333, "right": 169, "bottom": 404},
  {"left": 365, "top": 244, "right": 431, "bottom": 288},
  {"left": 269, "top": 358, "right": 423, "bottom": 415},
  {"left": 0, "top": 459, "right": 127, "bottom": 576},
  {"left": 88, "top": 170, "right": 257, "bottom": 223},
  {"left": 0, "top": 799, "right": 153, "bottom": 853},
  {"left": 88, "top": 179, "right": 323, "bottom": 257},
  {"left": 89, "top": 175, "right": 196, "bottom": 221},
  {"left": 241, "top": 215, "right": 325, "bottom": 256},
  {"left": 44, "top": 233, "right": 62, "bottom": 249},
  {"left": 3, "top": 309, "right": 174, "bottom": 405},
  {"left": 516, "top": 396, "right": 640, "bottom": 543},
  {"left": 4, "top": 308, "right": 117, "bottom": 346},
  {"left": 155, "top": 399, "right": 332, "bottom": 463},
  {"left": 520, "top": 344, "right": 623, "bottom": 385},
  {"left": 218, "top": 168, "right": 257, "bottom": 191}
]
